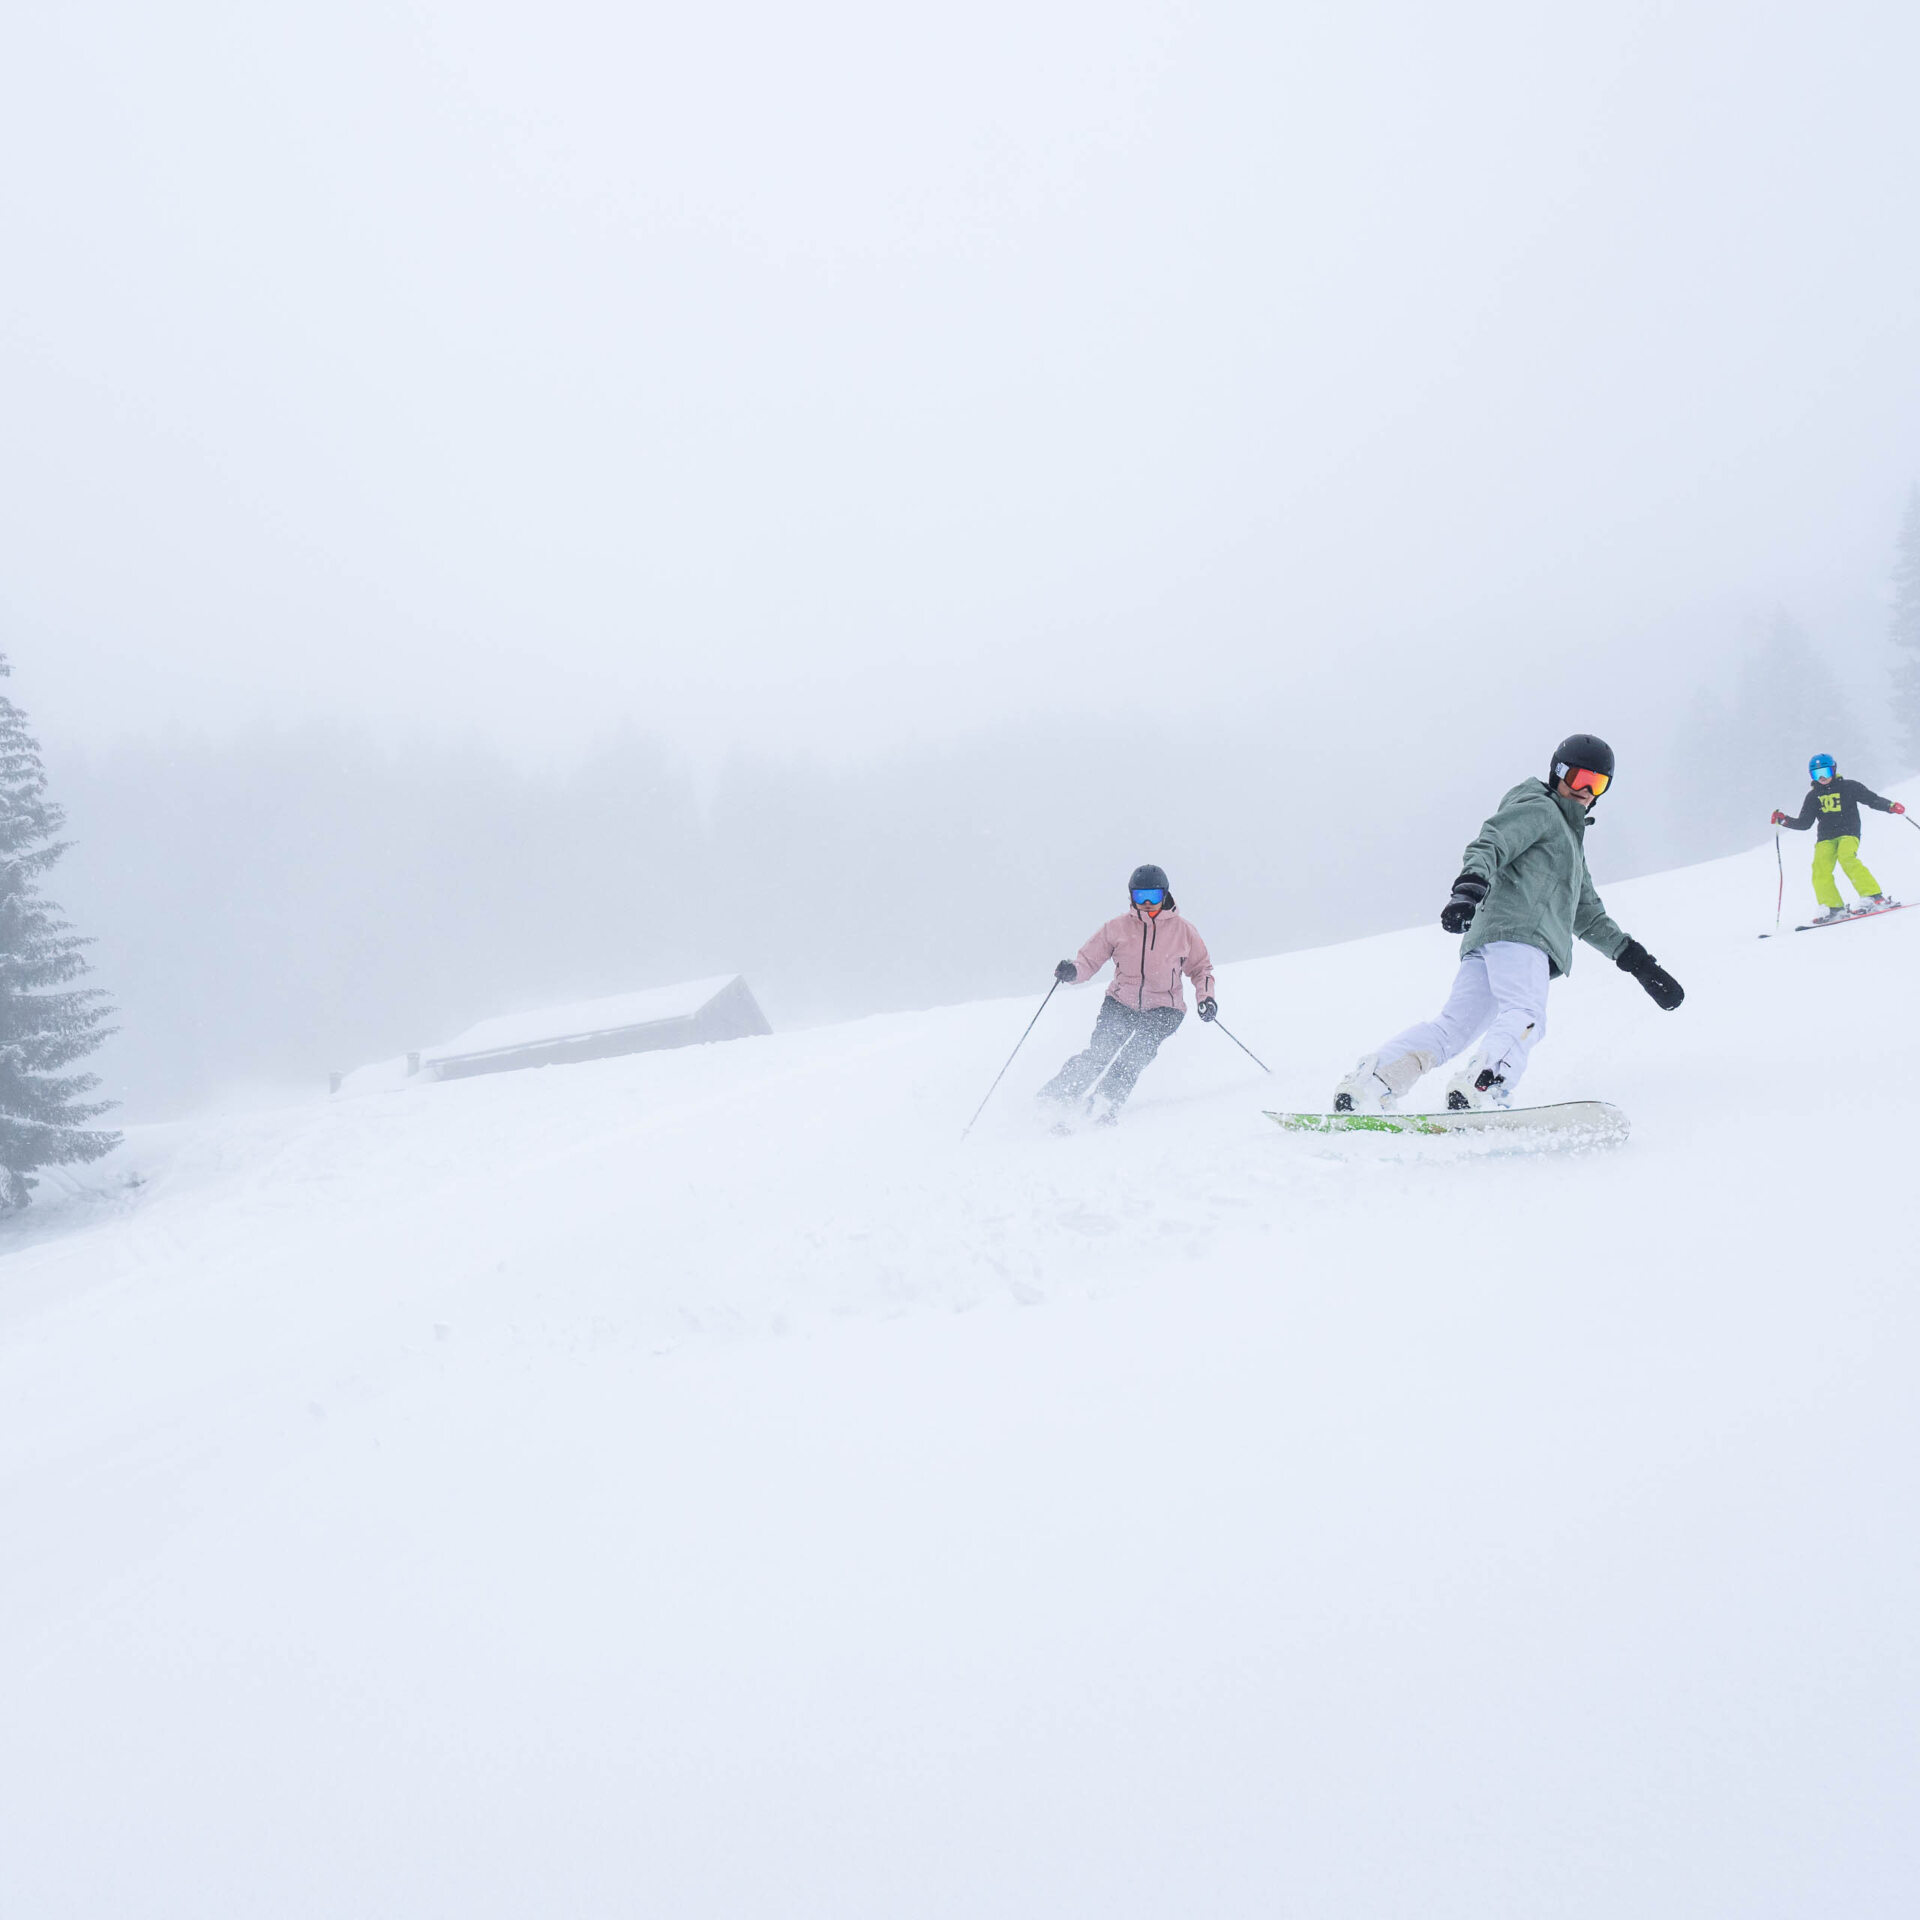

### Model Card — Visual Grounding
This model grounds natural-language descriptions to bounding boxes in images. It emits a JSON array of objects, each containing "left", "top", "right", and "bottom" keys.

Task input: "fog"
[{"left": 6, "top": 0, "right": 1918, "bottom": 1113}]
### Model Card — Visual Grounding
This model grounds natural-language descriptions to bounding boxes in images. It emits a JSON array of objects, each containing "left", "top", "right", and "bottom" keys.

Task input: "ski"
[
  {"left": 1759, "top": 900, "right": 1915, "bottom": 937},
  {"left": 1266, "top": 1100, "right": 1628, "bottom": 1142}
]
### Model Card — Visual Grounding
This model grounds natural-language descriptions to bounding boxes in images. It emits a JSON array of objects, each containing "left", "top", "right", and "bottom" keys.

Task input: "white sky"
[{"left": 5, "top": 0, "right": 1918, "bottom": 758}]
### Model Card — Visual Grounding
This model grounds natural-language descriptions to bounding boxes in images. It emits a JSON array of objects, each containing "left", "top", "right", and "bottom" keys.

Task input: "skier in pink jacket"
[{"left": 1040, "top": 864, "right": 1217, "bottom": 1121}]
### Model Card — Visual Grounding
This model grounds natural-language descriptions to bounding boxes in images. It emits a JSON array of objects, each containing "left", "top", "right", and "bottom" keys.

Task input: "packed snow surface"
[{"left": 6, "top": 815, "right": 1919, "bottom": 1917}]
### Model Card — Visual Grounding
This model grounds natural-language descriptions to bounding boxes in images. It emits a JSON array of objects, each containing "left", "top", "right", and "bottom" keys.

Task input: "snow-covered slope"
[{"left": 6, "top": 809, "right": 1919, "bottom": 1918}]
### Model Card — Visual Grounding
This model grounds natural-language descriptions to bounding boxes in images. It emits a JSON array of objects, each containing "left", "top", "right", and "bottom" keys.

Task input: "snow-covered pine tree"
[
  {"left": 1890, "top": 486, "right": 1920, "bottom": 772},
  {"left": 0, "top": 653, "right": 118, "bottom": 1207}
]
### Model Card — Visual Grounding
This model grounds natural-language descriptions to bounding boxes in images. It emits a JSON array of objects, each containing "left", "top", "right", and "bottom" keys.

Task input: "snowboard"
[
  {"left": 1266, "top": 1100, "right": 1628, "bottom": 1142},
  {"left": 1759, "top": 899, "right": 1915, "bottom": 937}
]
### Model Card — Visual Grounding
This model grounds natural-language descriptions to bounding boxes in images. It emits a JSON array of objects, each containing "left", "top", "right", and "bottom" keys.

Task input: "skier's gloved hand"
[
  {"left": 1616, "top": 938, "right": 1684, "bottom": 1011},
  {"left": 1894, "top": 803, "right": 1908, "bottom": 815},
  {"left": 1439, "top": 870, "right": 1489, "bottom": 935},
  {"left": 1054, "top": 959, "right": 1079, "bottom": 984},
  {"left": 1197, "top": 997, "right": 1218, "bottom": 1022},
  {"left": 1770, "top": 810, "right": 1789, "bottom": 825}
]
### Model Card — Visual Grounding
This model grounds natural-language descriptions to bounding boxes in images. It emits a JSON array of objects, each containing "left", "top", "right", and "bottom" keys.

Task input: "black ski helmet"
[
  {"left": 1550, "top": 733, "right": 1614, "bottom": 798},
  {"left": 1128, "top": 862, "right": 1173, "bottom": 908}
]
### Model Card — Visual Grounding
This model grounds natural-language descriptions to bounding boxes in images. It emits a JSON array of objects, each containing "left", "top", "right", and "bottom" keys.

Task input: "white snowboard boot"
[
  {"left": 1333, "top": 1049, "right": 1430, "bottom": 1114},
  {"left": 1333, "top": 1053, "right": 1395, "bottom": 1114},
  {"left": 1443, "top": 1051, "right": 1512, "bottom": 1112}
]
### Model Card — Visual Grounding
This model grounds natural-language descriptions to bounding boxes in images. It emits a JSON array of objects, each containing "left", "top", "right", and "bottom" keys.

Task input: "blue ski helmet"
[{"left": 1810, "top": 753, "right": 1836, "bottom": 781}]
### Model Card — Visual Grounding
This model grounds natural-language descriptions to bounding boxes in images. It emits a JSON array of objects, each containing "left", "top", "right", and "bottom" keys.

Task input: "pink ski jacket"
[{"left": 1070, "top": 907, "right": 1216, "bottom": 1014}]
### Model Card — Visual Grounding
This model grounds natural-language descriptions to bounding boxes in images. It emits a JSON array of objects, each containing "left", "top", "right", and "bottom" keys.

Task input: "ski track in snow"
[{"left": 4, "top": 817, "right": 1919, "bottom": 1917}]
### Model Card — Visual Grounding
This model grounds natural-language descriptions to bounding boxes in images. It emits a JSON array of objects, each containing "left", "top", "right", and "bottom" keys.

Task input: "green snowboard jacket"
[{"left": 1457, "top": 780, "right": 1629, "bottom": 978}]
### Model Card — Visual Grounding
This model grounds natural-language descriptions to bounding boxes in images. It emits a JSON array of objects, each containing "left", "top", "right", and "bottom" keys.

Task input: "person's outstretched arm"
[
  {"left": 1184, "top": 924, "right": 1216, "bottom": 1008},
  {"left": 1773, "top": 792, "right": 1818, "bottom": 830},
  {"left": 1574, "top": 872, "right": 1630, "bottom": 961},
  {"left": 1849, "top": 778, "right": 1903, "bottom": 815},
  {"left": 1441, "top": 791, "right": 1549, "bottom": 930},
  {"left": 1061, "top": 922, "right": 1119, "bottom": 984},
  {"left": 1458, "top": 791, "right": 1548, "bottom": 884}
]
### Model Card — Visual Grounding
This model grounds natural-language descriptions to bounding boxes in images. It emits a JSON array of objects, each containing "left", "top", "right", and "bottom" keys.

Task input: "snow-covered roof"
[{"left": 423, "top": 975, "right": 742, "bottom": 1062}]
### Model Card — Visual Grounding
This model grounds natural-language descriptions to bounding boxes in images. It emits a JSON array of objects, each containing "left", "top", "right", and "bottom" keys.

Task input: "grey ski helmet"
[
  {"left": 1128, "top": 863, "right": 1173, "bottom": 909},
  {"left": 1550, "top": 734, "right": 1614, "bottom": 800}
]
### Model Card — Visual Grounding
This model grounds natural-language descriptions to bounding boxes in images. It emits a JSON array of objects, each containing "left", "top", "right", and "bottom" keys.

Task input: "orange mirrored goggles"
[{"left": 1561, "top": 765, "right": 1610, "bottom": 797}]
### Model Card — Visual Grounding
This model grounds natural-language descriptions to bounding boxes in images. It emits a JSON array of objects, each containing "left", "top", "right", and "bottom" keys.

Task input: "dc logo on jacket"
[{"left": 1820, "top": 793, "right": 1843, "bottom": 814}]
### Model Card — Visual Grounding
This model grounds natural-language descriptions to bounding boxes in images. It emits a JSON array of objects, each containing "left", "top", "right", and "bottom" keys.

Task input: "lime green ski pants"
[{"left": 1811, "top": 835, "right": 1880, "bottom": 908}]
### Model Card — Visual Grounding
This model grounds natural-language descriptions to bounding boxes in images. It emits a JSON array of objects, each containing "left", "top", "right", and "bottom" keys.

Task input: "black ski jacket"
[{"left": 1780, "top": 777, "right": 1895, "bottom": 842}]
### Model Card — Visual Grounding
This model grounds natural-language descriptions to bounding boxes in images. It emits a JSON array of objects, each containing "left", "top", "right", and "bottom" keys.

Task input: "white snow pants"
[{"left": 1377, "top": 940, "right": 1551, "bottom": 1093}]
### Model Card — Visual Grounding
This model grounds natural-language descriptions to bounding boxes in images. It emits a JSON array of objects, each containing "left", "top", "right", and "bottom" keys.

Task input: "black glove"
[
  {"left": 1054, "top": 959, "right": 1078, "bottom": 984},
  {"left": 1439, "top": 870, "right": 1489, "bottom": 935},
  {"left": 1616, "top": 937, "right": 1684, "bottom": 1011},
  {"left": 1197, "top": 996, "right": 1218, "bottom": 1022}
]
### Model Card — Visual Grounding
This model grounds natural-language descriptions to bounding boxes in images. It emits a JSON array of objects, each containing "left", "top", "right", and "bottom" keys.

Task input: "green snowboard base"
[{"left": 1266, "top": 1100, "right": 1628, "bottom": 1141}]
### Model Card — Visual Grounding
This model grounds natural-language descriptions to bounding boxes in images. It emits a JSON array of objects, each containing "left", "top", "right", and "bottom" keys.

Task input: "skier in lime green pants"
[
  {"left": 1810, "top": 836, "right": 1879, "bottom": 907},
  {"left": 1771, "top": 753, "right": 1905, "bottom": 924}
]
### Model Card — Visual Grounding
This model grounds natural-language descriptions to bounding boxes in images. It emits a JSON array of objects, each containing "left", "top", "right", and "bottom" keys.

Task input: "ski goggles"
[
  {"left": 1130, "top": 887, "right": 1166, "bottom": 907},
  {"left": 1557, "top": 764, "right": 1610, "bottom": 797}
]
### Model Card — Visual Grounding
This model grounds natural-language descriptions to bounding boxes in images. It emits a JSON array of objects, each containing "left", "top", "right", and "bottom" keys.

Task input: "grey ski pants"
[{"left": 1040, "top": 996, "right": 1185, "bottom": 1110}]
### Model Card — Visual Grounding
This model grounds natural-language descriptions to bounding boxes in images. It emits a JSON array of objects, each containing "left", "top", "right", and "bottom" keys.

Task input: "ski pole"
[
  {"left": 1210, "top": 1017, "right": 1272, "bottom": 1074},
  {"left": 961, "top": 979, "right": 1060, "bottom": 1140},
  {"left": 1774, "top": 832, "right": 1784, "bottom": 931},
  {"left": 1905, "top": 813, "right": 1920, "bottom": 835}
]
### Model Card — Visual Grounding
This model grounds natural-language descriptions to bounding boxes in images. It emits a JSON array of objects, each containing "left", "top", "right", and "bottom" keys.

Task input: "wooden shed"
[{"left": 412, "top": 975, "right": 771, "bottom": 1084}]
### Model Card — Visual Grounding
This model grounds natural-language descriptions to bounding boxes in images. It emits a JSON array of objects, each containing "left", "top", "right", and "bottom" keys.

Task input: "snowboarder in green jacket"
[
  {"left": 1771, "top": 754, "right": 1904, "bottom": 924},
  {"left": 1334, "top": 734, "right": 1684, "bottom": 1114}
]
